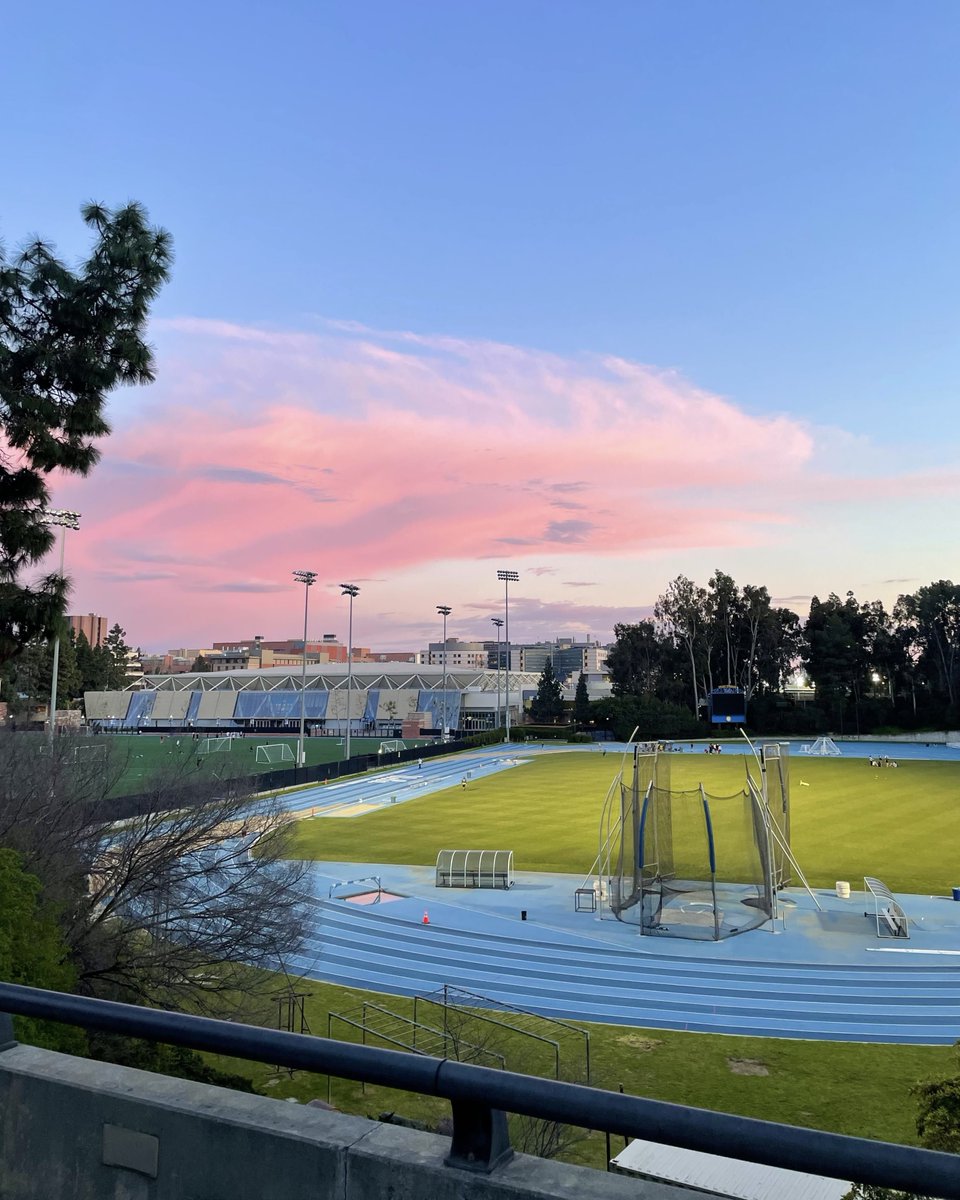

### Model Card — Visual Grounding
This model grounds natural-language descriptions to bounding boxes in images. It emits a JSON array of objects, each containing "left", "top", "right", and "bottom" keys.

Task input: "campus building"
[
  {"left": 485, "top": 637, "right": 608, "bottom": 681},
  {"left": 424, "top": 639, "right": 488, "bottom": 669},
  {"left": 83, "top": 663, "right": 542, "bottom": 736},
  {"left": 67, "top": 613, "right": 108, "bottom": 647}
]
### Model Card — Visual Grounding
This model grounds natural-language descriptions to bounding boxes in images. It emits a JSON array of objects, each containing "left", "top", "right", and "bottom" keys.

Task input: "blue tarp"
[
  {"left": 417, "top": 689, "right": 461, "bottom": 731},
  {"left": 234, "top": 690, "right": 329, "bottom": 719},
  {"left": 123, "top": 691, "right": 156, "bottom": 728}
]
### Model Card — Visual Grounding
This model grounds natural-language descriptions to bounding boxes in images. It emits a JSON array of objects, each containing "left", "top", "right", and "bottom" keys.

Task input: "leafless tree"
[{"left": 0, "top": 732, "right": 310, "bottom": 1017}]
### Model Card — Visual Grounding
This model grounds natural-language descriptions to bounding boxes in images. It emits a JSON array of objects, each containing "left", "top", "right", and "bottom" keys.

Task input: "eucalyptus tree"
[
  {"left": 654, "top": 575, "right": 708, "bottom": 716},
  {"left": 895, "top": 581, "right": 960, "bottom": 713}
]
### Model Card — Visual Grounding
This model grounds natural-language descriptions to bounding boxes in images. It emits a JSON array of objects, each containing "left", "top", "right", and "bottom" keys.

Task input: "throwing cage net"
[{"left": 601, "top": 743, "right": 790, "bottom": 941}]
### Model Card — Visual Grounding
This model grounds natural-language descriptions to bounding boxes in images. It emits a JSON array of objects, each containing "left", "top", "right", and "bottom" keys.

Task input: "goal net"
[
  {"left": 72, "top": 744, "right": 108, "bottom": 764},
  {"left": 199, "top": 736, "right": 232, "bottom": 755},
  {"left": 800, "top": 736, "right": 841, "bottom": 757},
  {"left": 379, "top": 739, "right": 406, "bottom": 754},
  {"left": 256, "top": 743, "right": 295, "bottom": 764}
]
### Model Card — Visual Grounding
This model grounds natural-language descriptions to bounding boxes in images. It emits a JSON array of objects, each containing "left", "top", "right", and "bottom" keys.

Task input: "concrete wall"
[{"left": 0, "top": 1044, "right": 710, "bottom": 1200}]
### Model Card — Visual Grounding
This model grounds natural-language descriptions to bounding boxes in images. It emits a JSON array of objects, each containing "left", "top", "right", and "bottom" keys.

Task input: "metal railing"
[{"left": 0, "top": 982, "right": 957, "bottom": 1195}]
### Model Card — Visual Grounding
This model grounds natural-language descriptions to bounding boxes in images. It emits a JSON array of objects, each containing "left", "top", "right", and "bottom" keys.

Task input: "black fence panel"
[{"left": 106, "top": 738, "right": 478, "bottom": 820}]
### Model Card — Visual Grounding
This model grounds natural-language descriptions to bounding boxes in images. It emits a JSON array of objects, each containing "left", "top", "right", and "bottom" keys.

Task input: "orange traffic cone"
[{"left": 422, "top": 911, "right": 430, "bottom": 925}]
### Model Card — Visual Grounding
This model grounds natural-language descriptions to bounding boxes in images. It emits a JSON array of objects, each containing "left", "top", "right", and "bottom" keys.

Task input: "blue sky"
[{"left": 3, "top": 2, "right": 958, "bottom": 647}]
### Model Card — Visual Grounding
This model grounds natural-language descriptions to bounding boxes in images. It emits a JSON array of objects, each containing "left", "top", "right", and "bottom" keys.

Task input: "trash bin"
[
  {"left": 952, "top": 887, "right": 960, "bottom": 902},
  {"left": 836, "top": 881, "right": 851, "bottom": 899}
]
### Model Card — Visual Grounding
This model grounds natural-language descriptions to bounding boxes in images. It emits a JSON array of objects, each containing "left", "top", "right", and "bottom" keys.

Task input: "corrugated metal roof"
[{"left": 611, "top": 1139, "right": 851, "bottom": 1200}]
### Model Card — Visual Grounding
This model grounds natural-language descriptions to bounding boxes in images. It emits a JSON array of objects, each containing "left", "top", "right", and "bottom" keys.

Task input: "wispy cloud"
[
  {"left": 48, "top": 315, "right": 944, "bottom": 648},
  {"left": 189, "top": 579, "right": 291, "bottom": 594}
]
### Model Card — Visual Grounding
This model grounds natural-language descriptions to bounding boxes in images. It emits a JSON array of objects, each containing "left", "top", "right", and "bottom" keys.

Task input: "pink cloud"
[{"left": 43, "top": 317, "right": 907, "bottom": 647}]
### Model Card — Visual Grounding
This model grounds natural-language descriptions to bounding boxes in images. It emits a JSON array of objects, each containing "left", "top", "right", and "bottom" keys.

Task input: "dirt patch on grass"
[
  {"left": 727, "top": 1058, "right": 769, "bottom": 1076},
  {"left": 617, "top": 1035, "right": 663, "bottom": 1053}
]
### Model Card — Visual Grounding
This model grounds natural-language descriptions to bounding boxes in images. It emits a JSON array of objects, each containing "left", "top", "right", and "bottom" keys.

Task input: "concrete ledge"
[
  {"left": 348, "top": 1122, "right": 697, "bottom": 1200},
  {"left": 0, "top": 1044, "right": 718, "bottom": 1200}
]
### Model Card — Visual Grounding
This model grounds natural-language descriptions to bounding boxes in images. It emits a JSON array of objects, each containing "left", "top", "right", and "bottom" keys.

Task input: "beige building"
[
  {"left": 68, "top": 613, "right": 108, "bottom": 647},
  {"left": 425, "top": 640, "right": 488, "bottom": 669}
]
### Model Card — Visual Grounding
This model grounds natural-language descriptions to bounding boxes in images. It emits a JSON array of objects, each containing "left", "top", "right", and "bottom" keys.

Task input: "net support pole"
[{"left": 699, "top": 785, "right": 720, "bottom": 941}]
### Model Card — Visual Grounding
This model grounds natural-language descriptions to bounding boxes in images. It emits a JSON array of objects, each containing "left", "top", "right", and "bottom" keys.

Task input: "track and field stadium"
[
  {"left": 271, "top": 739, "right": 960, "bottom": 1046},
  {"left": 83, "top": 663, "right": 542, "bottom": 736}
]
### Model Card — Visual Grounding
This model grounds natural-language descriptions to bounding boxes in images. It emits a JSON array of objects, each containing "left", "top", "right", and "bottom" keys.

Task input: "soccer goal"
[
  {"left": 72, "top": 744, "right": 108, "bottom": 764},
  {"left": 800, "top": 736, "right": 842, "bottom": 757},
  {"left": 199, "top": 736, "right": 232, "bottom": 756},
  {"left": 378, "top": 739, "right": 406, "bottom": 755},
  {"left": 256, "top": 743, "right": 295, "bottom": 765}
]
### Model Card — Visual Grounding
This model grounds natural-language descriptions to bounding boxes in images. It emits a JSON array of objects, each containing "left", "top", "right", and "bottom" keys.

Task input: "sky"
[{"left": 3, "top": 1, "right": 958, "bottom": 652}]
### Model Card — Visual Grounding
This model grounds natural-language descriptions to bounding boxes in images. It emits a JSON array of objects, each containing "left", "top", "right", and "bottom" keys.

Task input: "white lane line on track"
[{"left": 866, "top": 948, "right": 960, "bottom": 955}]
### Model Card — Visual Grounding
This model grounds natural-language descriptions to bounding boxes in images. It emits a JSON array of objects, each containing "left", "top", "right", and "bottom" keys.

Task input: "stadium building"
[{"left": 83, "top": 663, "right": 542, "bottom": 737}]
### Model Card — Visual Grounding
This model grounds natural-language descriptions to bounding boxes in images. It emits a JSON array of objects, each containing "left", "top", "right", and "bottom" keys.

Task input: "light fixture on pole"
[
  {"left": 490, "top": 617, "right": 503, "bottom": 731},
  {"left": 436, "top": 606, "right": 451, "bottom": 741},
  {"left": 496, "top": 570, "right": 519, "bottom": 742},
  {"left": 292, "top": 570, "right": 317, "bottom": 767},
  {"left": 340, "top": 584, "right": 360, "bottom": 760},
  {"left": 43, "top": 509, "right": 81, "bottom": 740}
]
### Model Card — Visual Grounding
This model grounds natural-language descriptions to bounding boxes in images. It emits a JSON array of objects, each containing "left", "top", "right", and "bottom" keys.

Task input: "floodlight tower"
[
  {"left": 340, "top": 584, "right": 360, "bottom": 760},
  {"left": 43, "top": 509, "right": 81, "bottom": 740},
  {"left": 292, "top": 570, "right": 317, "bottom": 767},
  {"left": 496, "top": 570, "right": 519, "bottom": 741},
  {"left": 436, "top": 606, "right": 452, "bottom": 741},
  {"left": 490, "top": 617, "right": 504, "bottom": 730}
]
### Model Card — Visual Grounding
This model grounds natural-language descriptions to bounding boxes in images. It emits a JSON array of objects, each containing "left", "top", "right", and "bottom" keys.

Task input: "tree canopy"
[
  {"left": 0, "top": 203, "right": 172, "bottom": 664},
  {"left": 603, "top": 570, "right": 960, "bottom": 734},
  {"left": 0, "top": 847, "right": 85, "bottom": 1052}
]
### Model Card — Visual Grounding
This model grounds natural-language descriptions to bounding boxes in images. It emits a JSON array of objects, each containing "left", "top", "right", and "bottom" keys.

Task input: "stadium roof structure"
[{"left": 130, "top": 664, "right": 543, "bottom": 694}]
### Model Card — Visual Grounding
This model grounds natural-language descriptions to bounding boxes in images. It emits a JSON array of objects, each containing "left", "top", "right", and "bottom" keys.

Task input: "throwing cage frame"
[{"left": 588, "top": 739, "right": 819, "bottom": 941}]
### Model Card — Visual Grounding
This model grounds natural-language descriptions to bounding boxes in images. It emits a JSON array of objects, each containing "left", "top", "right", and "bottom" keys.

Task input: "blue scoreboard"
[{"left": 709, "top": 688, "right": 746, "bottom": 725}]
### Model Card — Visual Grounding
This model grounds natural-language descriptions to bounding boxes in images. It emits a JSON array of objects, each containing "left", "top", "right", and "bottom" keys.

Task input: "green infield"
[
  {"left": 96, "top": 734, "right": 432, "bottom": 798},
  {"left": 288, "top": 751, "right": 960, "bottom": 895},
  {"left": 207, "top": 974, "right": 954, "bottom": 1170}
]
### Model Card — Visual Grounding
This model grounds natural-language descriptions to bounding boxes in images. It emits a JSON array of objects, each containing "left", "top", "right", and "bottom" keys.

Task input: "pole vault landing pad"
[{"left": 343, "top": 890, "right": 405, "bottom": 905}]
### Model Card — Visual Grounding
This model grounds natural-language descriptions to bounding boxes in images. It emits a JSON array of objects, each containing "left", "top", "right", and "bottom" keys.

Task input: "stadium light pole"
[
  {"left": 436, "top": 606, "right": 451, "bottom": 741},
  {"left": 43, "top": 509, "right": 81, "bottom": 741},
  {"left": 341, "top": 584, "right": 360, "bottom": 760},
  {"left": 292, "top": 570, "right": 317, "bottom": 767},
  {"left": 490, "top": 617, "right": 503, "bottom": 731},
  {"left": 497, "top": 570, "right": 519, "bottom": 742}
]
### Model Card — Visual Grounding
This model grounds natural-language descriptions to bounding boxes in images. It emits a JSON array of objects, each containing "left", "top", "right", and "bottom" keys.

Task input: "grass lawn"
[
  {"left": 96, "top": 734, "right": 432, "bottom": 798},
  {"left": 207, "top": 974, "right": 956, "bottom": 1170},
  {"left": 288, "top": 751, "right": 960, "bottom": 895}
]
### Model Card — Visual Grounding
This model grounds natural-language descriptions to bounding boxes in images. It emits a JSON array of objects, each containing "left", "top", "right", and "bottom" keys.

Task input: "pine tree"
[
  {"left": 75, "top": 631, "right": 112, "bottom": 692},
  {"left": 530, "top": 660, "right": 565, "bottom": 724},
  {"left": 0, "top": 203, "right": 172, "bottom": 665},
  {"left": 103, "top": 624, "right": 131, "bottom": 688},
  {"left": 573, "top": 671, "right": 591, "bottom": 724}
]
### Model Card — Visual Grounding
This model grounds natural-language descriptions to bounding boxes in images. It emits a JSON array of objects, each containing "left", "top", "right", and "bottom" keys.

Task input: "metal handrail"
[{"left": 0, "top": 981, "right": 957, "bottom": 1195}]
